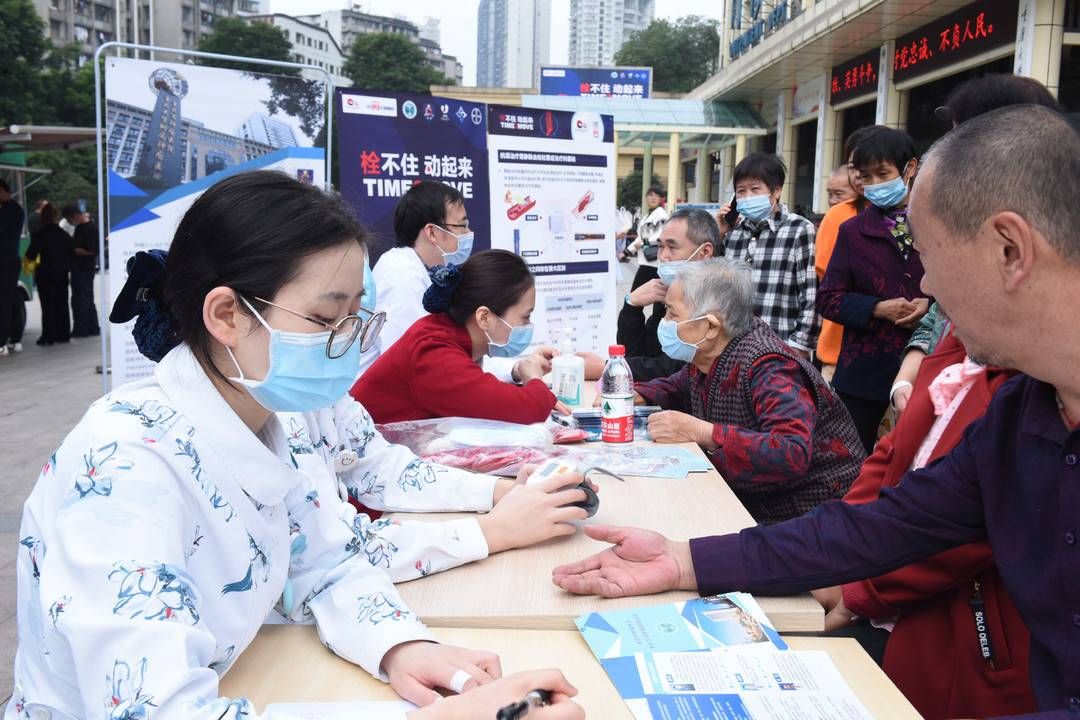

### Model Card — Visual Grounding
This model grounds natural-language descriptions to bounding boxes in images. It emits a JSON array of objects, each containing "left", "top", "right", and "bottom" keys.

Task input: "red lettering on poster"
[{"left": 360, "top": 150, "right": 382, "bottom": 176}]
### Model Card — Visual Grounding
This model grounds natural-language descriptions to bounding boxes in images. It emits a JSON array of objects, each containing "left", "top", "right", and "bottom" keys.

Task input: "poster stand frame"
[{"left": 92, "top": 41, "right": 333, "bottom": 392}]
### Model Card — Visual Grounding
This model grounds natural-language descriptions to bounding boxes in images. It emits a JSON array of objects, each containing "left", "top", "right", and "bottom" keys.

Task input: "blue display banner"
[
  {"left": 539, "top": 66, "right": 652, "bottom": 98},
  {"left": 335, "top": 89, "right": 491, "bottom": 262}
]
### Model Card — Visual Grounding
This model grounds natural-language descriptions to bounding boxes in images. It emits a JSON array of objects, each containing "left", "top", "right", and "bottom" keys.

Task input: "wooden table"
[
  {"left": 389, "top": 441, "right": 822, "bottom": 632},
  {"left": 221, "top": 625, "right": 921, "bottom": 719}
]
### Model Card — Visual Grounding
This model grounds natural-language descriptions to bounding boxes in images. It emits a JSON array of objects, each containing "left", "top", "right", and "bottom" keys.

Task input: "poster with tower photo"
[{"left": 103, "top": 57, "right": 327, "bottom": 386}]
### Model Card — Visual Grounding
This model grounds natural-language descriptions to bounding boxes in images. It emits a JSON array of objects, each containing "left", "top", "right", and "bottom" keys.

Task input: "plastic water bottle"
[
  {"left": 552, "top": 332, "right": 585, "bottom": 407},
  {"left": 600, "top": 344, "right": 634, "bottom": 443}
]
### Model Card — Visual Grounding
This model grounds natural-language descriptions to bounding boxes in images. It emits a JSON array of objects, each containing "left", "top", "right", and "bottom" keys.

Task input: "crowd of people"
[
  {"left": 6, "top": 73, "right": 1079, "bottom": 719},
  {"left": 0, "top": 184, "right": 101, "bottom": 354}
]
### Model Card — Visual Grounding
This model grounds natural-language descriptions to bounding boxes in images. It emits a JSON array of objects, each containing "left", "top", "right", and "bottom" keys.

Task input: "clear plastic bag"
[
  {"left": 377, "top": 417, "right": 554, "bottom": 454},
  {"left": 377, "top": 417, "right": 565, "bottom": 476}
]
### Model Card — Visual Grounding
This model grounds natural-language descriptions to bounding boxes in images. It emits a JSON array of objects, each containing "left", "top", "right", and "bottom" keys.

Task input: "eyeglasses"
[{"left": 252, "top": 296, "right": 386, "bottom": 359}]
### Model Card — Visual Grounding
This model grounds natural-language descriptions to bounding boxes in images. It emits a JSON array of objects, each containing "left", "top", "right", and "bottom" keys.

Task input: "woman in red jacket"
[
  {"left": 353, "top": 250, "right": 561, "bottom": 425},
  {"left": 813, "top": 330, "right": 1035, "bottom": 719}
]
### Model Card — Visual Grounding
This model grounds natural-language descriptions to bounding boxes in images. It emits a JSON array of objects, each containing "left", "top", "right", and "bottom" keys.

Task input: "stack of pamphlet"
[{"left": 576, "top": 593, "right": 874, "bottom": 720}]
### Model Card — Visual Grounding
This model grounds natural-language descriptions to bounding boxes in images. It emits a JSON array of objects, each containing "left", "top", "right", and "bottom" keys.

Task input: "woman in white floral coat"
[{"left": 7, "top": 171, "right": 585, "bottom": 720}]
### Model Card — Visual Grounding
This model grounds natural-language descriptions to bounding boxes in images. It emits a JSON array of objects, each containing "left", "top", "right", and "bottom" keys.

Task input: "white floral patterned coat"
[{"left": 6, "top": 344, "right": 496, "bottom": 720}]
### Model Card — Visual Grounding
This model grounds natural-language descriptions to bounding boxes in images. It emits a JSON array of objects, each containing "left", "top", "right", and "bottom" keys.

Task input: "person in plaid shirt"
[{"left": 718, "top": 154, "right": 819, "bottom": 357}]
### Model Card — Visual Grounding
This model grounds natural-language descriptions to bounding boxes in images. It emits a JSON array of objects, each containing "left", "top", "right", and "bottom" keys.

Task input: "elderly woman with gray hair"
[{"left": 633, "top": 258, "right": 865, "bottom": 523}]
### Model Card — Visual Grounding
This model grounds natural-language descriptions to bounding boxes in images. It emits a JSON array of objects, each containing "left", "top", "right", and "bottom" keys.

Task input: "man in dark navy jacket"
[{"left": 554, "top": 105, "right": 1080, "bottom": 718}]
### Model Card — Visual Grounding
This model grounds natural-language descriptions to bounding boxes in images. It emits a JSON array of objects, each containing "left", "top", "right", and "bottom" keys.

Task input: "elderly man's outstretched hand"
[{"left": 551, "top": 525, "right": 696, "bottom": 598}]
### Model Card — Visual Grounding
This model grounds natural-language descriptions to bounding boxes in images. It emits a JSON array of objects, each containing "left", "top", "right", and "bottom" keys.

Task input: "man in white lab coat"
[{"left": 363, "top": 182, "right": 535, "bottom": 382}]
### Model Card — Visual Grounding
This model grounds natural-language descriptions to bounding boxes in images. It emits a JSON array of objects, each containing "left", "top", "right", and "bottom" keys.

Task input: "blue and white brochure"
[
  {"left": 602, "top": 648, "right": 874, "bottom": 720},
  {"left": 576, "top": 593, "right": 787, "bottom": 660}
]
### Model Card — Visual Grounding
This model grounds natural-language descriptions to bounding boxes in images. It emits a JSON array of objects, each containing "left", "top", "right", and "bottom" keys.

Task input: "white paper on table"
[
  {"left": 266, "top": 701, "right": 416, "bottom": 719},
  {"left": 607, "top": 649, "right": 873, "bottom": 720}
]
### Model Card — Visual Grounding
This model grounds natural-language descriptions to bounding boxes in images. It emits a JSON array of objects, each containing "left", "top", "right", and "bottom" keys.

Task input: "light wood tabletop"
[
  {"left": 220, "top": 624, "right": 921, "bottom": 719},
  {"left": 388, "top": 441, "right": 823, "bottom": 632}
]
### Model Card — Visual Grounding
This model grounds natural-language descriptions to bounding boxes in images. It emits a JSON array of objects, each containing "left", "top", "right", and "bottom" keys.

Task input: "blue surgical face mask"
[
  {"left": 657, "top": 243, "right": 708, "bottom": 286},
  {"left": 862, "top": 175, "right": 909, "bottom": 209},
  {"left": 434, "top": 225, "right": 474, "bottom": 266},
  {"left": 362, "top": 256, "right": 376, "bottom": 309},
  {"left": 486, "top": 313, "right": 534, "bottom": 358},
  {"left": 657, "top": 317, "right": 708, "bottom": 362},
  {"left": 227, "top": 298, "right": 361, "bottom": 413},
  {"left": 737, "top": 193, "right": 774, "bottom": 222}
]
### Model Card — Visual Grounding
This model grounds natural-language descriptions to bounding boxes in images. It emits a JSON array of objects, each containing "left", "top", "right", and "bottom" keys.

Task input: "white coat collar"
[{"left": 155, "top": 344, "right": 296, "bottom": 507}]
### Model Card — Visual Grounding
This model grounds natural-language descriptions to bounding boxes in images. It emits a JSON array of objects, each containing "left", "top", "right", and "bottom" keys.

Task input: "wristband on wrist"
[
  {"left": 889, "top": 380, "right": 914, "bottom": 408},
  {"left": 624, "top": 292, "right": 637, "bottom": 307}
]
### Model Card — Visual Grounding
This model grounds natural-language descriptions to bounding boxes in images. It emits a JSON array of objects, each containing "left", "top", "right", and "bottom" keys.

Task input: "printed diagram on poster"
[
  {"left": 104, "top": 57, "right": 327, "bottom": 387},
  {"left": 487, "top": 106, "right": 618, "bottom": 354}
]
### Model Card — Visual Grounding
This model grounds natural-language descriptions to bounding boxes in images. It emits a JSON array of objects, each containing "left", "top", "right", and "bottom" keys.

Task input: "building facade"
[
  {"left": 235, "top": 111, "right": 297, "bottom": 149},
  {"left": 299, "top": 7, "right": 463, "bottom": 85},
  {"left": 249, "top": 13, "right": 349, "bottom": 85},
  {"left": 568, "top": 0, "right": 655, "bottom": 67},
  {"left": 32, "top": 0, "right": 265, "bottom": 63},
  {"left": 689, "top": 0, "right": 1080, "bottom": 215},
  {"left": 477, "top": 0, "right": 552, "bottom": 88}
]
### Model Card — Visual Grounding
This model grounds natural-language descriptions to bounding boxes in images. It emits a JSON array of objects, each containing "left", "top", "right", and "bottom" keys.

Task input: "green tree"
[
  {"left": 198, "top": 16, "right": 294, "bottom": 74},
  {"left": 25, "top": 148, "right": 99, "bottom": 214},
  {"left": 618, "top": 170, "right": 662, "bottom": 211},
  {"left": 343, "top": 32, "right": 451, "bottom": 93},
  {"left": 0, "top": 0, "right": 50, "bottom": 125},
  {"left": 198, "top": 17, "right": 326, "bottom": 142},
  {"left": 614, "top": 16, "right": 720, "bottom": 94}
]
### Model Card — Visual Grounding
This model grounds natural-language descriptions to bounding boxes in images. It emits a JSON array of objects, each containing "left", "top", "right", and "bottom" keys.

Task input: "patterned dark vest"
[{"left": 691, "top": 318, "right": 865, "bottom": 524}]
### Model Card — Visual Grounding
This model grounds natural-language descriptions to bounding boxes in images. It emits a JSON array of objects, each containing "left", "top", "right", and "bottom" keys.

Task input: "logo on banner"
[
  {"left": 423, "top": 103, "right": 434, "bottom": 121},
  {"left": 439, "top": 103, "right": 450, "bottom": 121},
  {"left": 571, "top": 112, "right": 603, "bottom": 143},
  {"left": 296, "top": 168, "right": 315, "bottom": 184},
  {"left": 402, "top": 100, "right": 418, "bottom": 119},
  {"left": 455, "top": 106, "right": 467, "bottom": 122},
  {"left": 342, "top": 94, "right": 398, "bottom": 117},
  {"left": 471, "top": 107, "right": 483, "bottom": 125}
]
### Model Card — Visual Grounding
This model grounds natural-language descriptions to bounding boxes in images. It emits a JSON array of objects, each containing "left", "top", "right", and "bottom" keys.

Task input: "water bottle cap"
[{"left": 608, "top": 345, "right": 625, "bottom": 356}]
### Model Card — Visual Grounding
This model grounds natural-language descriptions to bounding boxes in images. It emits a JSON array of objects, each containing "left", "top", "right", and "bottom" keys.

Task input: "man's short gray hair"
[
  {"left": 676, "top": 258, "right": 754, "bottom": 336},
  {"left": 920, "top": 105, "right": 1080, "bottom": 263},
  {"left": 666, "top": 208, "right": 721, "bottom": 255}
]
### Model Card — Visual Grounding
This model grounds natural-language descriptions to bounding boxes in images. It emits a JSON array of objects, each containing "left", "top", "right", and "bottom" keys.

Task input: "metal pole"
[
  {"left": 148, "top": 0, "right": 155, "bottom": 61},
  {"left": 92, "top": 41, "right": 333, "bottom": 392},
  {"left": 94, "top": 47, "right": 109, "bottom": 393}
]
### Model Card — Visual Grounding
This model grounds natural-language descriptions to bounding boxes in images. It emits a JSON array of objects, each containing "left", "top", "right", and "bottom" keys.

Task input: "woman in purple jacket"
[{"left": 817, "top": 128, "right": 931, "bottom": 454}]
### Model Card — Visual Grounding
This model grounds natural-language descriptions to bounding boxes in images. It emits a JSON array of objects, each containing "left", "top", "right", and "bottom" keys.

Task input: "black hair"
[
  {"left": 0, "top": 179, "right": 9, "bottom": 193},
  {"left": 61, "top": 203, "right": 82, "bottom": 221},
  {"left": 393, "top": 180, "right": 465, "bottom": 248},
  {"left": 162, "top": 170, "right": 365, "bottom": 382},
  {"left": 843, "top": 125, "right": 887, "bottom": 162},
  {"left": 39, "top": 203, "right": 60, "bottom": 225},
  {"left": 943, "top": 74, "right": 1062, "bottom": 126},
  {"left": 646, "top": 185, "right": 665, "bottom": 197},
  {"left": 423, "top": 249, "right": 534, "bottom": 325},
  {"left": 852, "top": 127, "right": 917, "bottom": 175},
  {"left": 666, "top": 208, "right": 721, "bottom": 255},
  {"left": 733, "top": 153, "right": 786, "bottom": 191}
]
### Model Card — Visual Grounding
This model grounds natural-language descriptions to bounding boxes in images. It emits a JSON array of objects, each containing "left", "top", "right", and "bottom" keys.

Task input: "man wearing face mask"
[
  {"left": 718, "top": 154, "right": 819, "bottom": 360},
  {"left": 370, "top": 182, "right": 475, "bottom": 355},
  {"left": 617, "top": 208, "right": 722, "bottom": 381},
  {"left": 368, "top": 182, "right": 548, "bottom": 384},
  {"left": 627, "top": 258, "right": 864, "bottom": 523}
]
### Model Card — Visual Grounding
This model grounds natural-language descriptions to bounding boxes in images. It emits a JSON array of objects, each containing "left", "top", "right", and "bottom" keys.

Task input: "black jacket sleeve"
[{"left": 626, "top": 352, "right": 686, "bottom": 382}]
